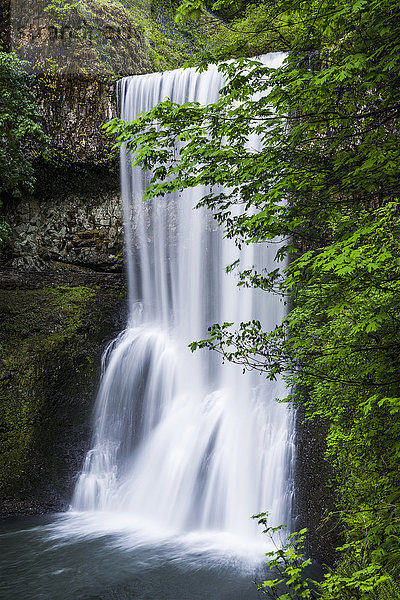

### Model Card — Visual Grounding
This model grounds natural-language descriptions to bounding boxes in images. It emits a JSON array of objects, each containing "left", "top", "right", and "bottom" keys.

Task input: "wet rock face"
[
  {"left": 294, "top": 407, "right": 340, "bottom": 565},
  {"left": 1, "top": 167, "right": 124, "bottom": 272}
]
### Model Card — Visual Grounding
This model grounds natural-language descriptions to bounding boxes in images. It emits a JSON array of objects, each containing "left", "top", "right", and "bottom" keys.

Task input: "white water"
[{"left": 73, "top": 54, "right": 294, "bottom": 550}]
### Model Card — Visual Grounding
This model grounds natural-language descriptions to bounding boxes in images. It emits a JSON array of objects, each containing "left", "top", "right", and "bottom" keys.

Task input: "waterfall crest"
[{"left": 73, "top": 54, "right": 294, "bottom": 543}]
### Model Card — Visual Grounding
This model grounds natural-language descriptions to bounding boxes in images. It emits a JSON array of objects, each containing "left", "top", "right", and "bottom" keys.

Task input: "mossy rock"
[{"left": 0, "top": 283, "right": 126, "bottom": 515}]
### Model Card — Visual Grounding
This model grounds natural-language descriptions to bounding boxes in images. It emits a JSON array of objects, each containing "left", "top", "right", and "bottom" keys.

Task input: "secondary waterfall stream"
[{"left": 72, "top": 53, "right": 293, "bottom": 546}]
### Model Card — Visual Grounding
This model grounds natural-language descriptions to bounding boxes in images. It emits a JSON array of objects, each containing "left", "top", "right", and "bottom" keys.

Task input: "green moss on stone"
[{"left": 0, "top": 285, "right": 123, "bottom": 504}]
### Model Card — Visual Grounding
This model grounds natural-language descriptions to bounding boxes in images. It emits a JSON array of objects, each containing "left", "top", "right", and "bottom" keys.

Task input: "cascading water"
[{"left": 73, "top": 53, "right": 294, "bottom": 546}]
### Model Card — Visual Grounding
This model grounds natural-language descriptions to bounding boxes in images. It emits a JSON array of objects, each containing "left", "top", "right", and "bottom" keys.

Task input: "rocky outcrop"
[
  {"left": 33, "top": 74, "right": 119, "bottom": 168},
  {"left": 11, "top": 0, "right": 153, "bottom": 77},
  {"left": 4, "top": 0, "right": 222, "bottom": 168},
  {"left": 1, "top": 166, "right": 123, "bottom": 272},
  {"left": 5, "top": 0, "right": 154, "bottom": 167}
]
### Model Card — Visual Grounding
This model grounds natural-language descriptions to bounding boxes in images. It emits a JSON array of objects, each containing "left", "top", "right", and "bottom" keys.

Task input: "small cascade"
[{"left": 73, "top": 53, "right": 294, "bottom": 543}]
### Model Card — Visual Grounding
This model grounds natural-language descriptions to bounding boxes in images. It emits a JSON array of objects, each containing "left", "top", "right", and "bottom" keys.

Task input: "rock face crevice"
[{"left": 294, "top": 408, "right": 339, "bottom": 564}]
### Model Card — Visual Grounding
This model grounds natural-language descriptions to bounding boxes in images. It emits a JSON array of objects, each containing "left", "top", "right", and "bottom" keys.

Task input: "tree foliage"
[
  {"left": 0, "top": 52, "right": 49, "bottom": 243},
  {"left": 105, "top": 0, "right": 400, "bottom": 596},
  {"left": 0, "top": 52, "right": 49, "bottom": 199},
  {"left": 253, "top": 513, "right": 318, "bottom": 599}
]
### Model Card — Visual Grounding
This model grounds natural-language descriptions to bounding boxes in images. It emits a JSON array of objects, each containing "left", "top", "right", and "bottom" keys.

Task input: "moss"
[{"left": 0, "top": 285, "right": 125, "bottom": 509}]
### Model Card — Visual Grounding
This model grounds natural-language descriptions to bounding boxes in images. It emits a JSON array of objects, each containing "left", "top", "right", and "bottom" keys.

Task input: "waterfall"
[{"left": 72, "top": 53, "right": 294, "bottom": 545}]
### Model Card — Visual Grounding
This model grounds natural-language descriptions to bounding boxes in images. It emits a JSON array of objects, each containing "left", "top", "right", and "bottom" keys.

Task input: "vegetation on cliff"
[
  {"left": 0, "top": 51, "right": 49, "bottom": 240},
  {"left": 0, "top": 52, "right": 49, "bottom": 196},
  {"left": 1, "top": 0, "right": 399, "bottom": 596},
  {"left": 106, "top": 0, "right": 400, "bottom": 597}
]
